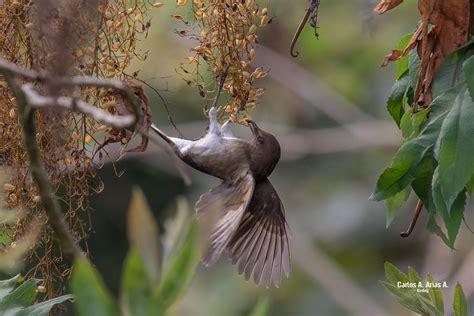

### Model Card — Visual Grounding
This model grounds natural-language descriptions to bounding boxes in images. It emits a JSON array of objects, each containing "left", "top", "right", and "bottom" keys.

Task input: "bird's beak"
[{"left": 247, "top": 119, "right": 259, "bottom": 136}]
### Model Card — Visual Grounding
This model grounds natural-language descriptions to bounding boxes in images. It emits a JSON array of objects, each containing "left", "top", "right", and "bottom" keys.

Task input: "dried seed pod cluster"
[
  {"left": 0, "top": 0, "right": 153, "bottom": 298},
  {"left": 177, "top": 0, "right": 270, "bottom": 122}
]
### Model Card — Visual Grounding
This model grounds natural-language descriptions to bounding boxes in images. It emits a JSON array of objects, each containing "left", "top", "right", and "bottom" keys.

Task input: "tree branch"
[
  {"left": 0, "top": 67, "right": 83, "bottom": 258},
  {"left": 21, "top": 84, "right": 135, "bottom": 129},
  {"left": 0, "top": 60, "right": 142, "bottom": 126},
  {"left": 0, "top": 57, "right": 194, "bottom": 258},
  {"left": 0, "top": 58, "right": 173, "bottom": 258}
]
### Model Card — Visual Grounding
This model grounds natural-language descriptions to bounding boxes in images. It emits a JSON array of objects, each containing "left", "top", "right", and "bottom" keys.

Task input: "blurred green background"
[{"left": 86, "top": 1, "right": 474, "bottom": 315}]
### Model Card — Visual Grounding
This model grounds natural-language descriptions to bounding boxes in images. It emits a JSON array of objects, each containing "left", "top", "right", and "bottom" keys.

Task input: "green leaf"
[
  {"left": 381, "top": 281, "right": 425, "bottom": 314},
  {"left": 464, "top": 55, "right": 474, "bottom": 99},
  {"left": 385, "top": 187, "right": 410, "bottom": 228},
  {"left": 371, "top": 84, "right": 463, "bottom": 202},
  {"left": 249, "top": 297, "right": 270, "bottom": 316},
  {"left": 431, "top": 168, "right": 466, "bottom": 248},
  {"left": 382, "top": 264, "right": 444, "bottom": 316},
  {"left": 400, "top": 108, "right": 429, "bottom": 141},
  {"left": 432, "top": 40, "right": 474, "bottom": 98},
  {"left": 408, "top": 266, "right": 434, "bottom": 302},
  {"left": 162, "top": 197, "right": 190, "bottom": 264},
  {"left": 127, "top": 187, "right": 161, "bottom": 284},
  {"left": 408, "top": 49, "right": 421, "bottom": 89},
  {"left": 416, "top": 294, "right": 444, "bottom": 316},
  {"left": 120, "top": 250, "right": 158, "bottom": 316},
  {"left": 426, "top": 215, "right": 450, "bottom": 246},
  {"left": 400, "top": 108, "right": 413, "bottom": 139},
  {"left": 370, "top": 141, "right": 433, "bottom": 201},
  {"left": 387, "top": 73, "right": 409, "bottom": 127},
  {"left": 395, "top": 33, "right": 413, "bottom": 79},
  {"left": 432, "top": 53, "right": 464, "bottom": 99},
  {"left": 426, "top": 274, "right": 444, "bottom": 313},
  {"left": 411, "top": 109, "right": 430, "bottom": 138},
  {"left": 70, "top": 257, "right": 120, "bottom": 316},
  {"left": 411, "top": 155, "right": 437, "bottom": 214},
  {"left": 0, "top": 229, "right": 13, "bottom": 245},
  {"left": 453, "top": 283, "right": 467, "bottom": 316},
  {"left": 0, "top": 275, "right": 71, "bottom": 315},
  {"left": 384, "top": 261, "right": 409, "bottom": 284},
  {"left": 0, "top": 274, "right": 21, "bottom": 298},
  {"left": 428, "top": 84, "right": 466, "bottom": 126},
  {"left": 413, "top": 157, "right": 459, "bottom": 247},
  {"left": 407, "top": 266, "right": 422, "bottom": 284},
  {"left": 437, "top": 89, "right": 474, "bottom": 211},
  {"left": 466, "top": 174, "right": 474, "bottom": 195},
  {"left": 17, "top": 294, "right": 73, "bottom": 316},
  {"left": 154, "top": 219, "right": 199, "bottom": 309},
  {"left": 0, "top": 278, "right": 41, "bottom": 310}
]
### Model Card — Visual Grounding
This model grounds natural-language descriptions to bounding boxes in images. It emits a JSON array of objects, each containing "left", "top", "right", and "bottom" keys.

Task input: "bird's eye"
[{"left": 257, "top": 136, "right": 264, "bottom": 144}]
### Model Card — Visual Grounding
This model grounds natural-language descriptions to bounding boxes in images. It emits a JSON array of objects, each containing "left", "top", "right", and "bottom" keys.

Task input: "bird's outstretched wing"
[
  {"left": 227, "top": 178, "right": 291, "bottom": 288},
  {"left": 197, "top": 170, "right": 255, "bottom": 267}
]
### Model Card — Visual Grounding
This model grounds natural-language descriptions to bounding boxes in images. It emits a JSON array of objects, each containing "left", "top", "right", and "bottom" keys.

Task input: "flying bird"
[{"left": 151, "top": 107, "right": 291, "bottom": 287}]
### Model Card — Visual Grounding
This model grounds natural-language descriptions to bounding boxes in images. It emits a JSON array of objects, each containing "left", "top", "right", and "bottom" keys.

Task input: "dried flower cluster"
[
  {"left": 177, "top": 0, "right": 270, "bottom": 122},
  {"left": 0, "top": 0, "right": 153, "bottom": 297}
]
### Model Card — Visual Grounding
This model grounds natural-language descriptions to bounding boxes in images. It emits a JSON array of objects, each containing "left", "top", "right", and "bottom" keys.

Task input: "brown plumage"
[{"left": 151, "top": 107, "right": 291, "bottom": 287}]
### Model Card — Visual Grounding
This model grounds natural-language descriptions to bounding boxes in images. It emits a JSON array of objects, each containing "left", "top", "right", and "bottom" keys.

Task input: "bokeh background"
[{"left": 85, "top": 1, "right": 474, "bottom": 315}]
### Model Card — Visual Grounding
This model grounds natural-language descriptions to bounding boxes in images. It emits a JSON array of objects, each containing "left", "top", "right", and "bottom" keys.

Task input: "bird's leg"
[
  {"left": 220, "top": 120, "right": 234, "bottom": 137},
  {"left": 208, "top": 107, "right": 221, "bottom": 136},
  {"left": 207, "top": 68, "right": 229, "bottom": 136}
]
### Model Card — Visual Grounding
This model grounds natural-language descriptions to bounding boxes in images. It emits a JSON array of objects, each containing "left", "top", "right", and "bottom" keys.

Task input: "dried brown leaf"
[
  {"left": 381, "top": 50, "right": 404, "bottom": 67},
  {"left": 414, "top": 0, "right": 470, "bottom": 106},
  {"left": 432, "top": 1, "right": 470, "bottom": 58},
  {"left": 380, "top": 0, "right": 470, "bottom": 106},
  {"left": 128, "top": 85, "right": 151, "bottom": 152},
  {"left": 374, "top": 0, "right": 404, "bottom": 14},
  {"left": 103, "top": 84, "right": 152, "bottom": 153}
]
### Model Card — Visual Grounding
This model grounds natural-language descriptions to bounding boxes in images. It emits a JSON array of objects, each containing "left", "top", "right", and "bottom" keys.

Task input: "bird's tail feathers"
[{"left": 227, "top": 178, "right": 291, "bottom": 288}]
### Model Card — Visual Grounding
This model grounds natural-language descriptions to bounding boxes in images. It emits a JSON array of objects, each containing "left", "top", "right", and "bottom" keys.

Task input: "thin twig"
[
  {"left": 0, "top": 60, "right": 39, "bottom": 78},
  {"left": 0, "top": 58, "right": 188, "bottom": 258},
  {"left": 210, "top": 67, "right": 229, "bottom": 109},
  {"left": 127, "top": 74, "right": 185, "bottom": 138}
]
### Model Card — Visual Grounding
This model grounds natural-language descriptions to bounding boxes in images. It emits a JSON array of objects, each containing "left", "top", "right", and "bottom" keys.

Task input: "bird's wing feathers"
[
  {"left": 227, "top": 178, "right": 291, "bottom": 288},
  {"left": 198, "top": 170, "right": 255, "bottom": 267}
]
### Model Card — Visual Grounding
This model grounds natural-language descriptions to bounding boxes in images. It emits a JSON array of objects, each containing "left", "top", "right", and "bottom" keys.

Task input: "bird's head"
[{"left": 246, "top": 119, "right": 281, "bottom": 178}]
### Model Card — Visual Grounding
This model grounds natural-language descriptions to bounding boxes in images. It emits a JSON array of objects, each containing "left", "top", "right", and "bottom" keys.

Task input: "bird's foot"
[
  {"left": 221, "top": 120, "right": 234, "bottom": 137},
  {"left": 208, "top": 107, "right": 221, "bottom": 135}
]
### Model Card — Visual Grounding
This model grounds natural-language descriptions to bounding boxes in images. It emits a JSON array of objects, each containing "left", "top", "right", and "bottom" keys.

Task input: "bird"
[{"left": 151, "top": 107, "right": 291, "bottom": 288}]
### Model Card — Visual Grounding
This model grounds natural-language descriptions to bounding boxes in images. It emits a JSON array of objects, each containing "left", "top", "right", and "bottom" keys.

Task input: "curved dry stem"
[
  {"left": 400, "top": 199, "right": 423, "bottom": 238},
  {"left": 290, "top": 0, "right": 321, "bottom": 57}
]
